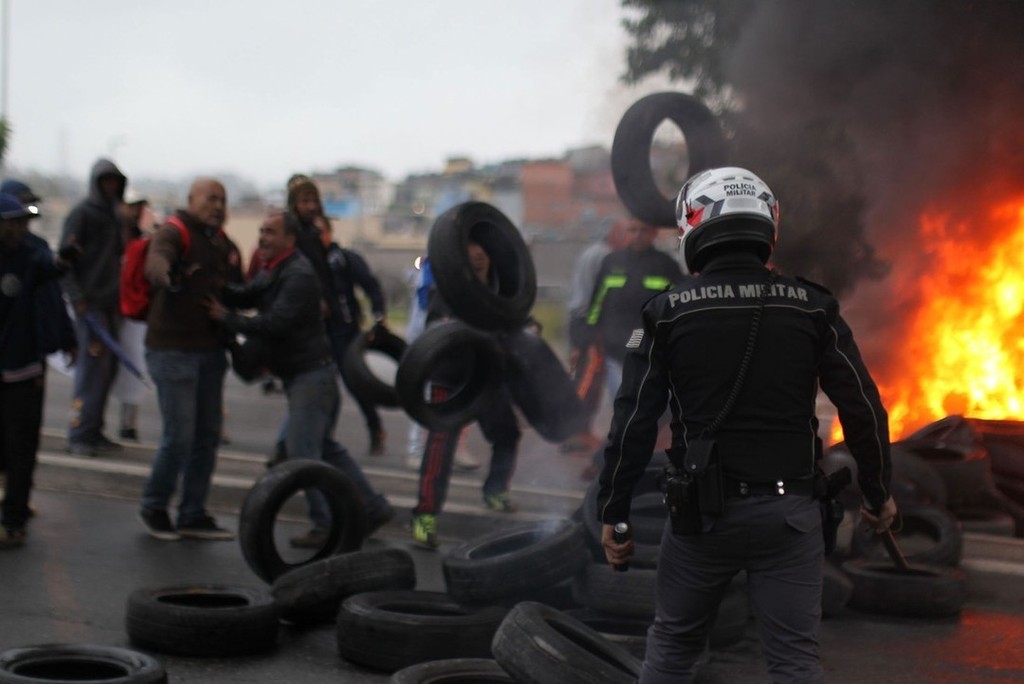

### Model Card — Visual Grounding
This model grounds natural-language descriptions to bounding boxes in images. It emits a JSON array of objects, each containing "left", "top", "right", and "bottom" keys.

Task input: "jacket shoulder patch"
[{"left": 626, "top": 328, "right": 644, "bottom": 349}]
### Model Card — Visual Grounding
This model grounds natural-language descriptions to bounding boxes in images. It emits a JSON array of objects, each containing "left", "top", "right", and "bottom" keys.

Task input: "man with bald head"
[{"left": 137, "top": 178, "right": 235, "bottom": 541}]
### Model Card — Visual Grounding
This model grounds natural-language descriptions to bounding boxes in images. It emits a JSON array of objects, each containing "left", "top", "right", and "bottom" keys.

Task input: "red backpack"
[{"left": 119, "top": 215, "right": 191, "bottom": 320}]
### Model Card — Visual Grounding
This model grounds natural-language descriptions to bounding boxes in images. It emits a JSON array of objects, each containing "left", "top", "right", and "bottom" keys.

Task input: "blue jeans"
[
  {"left": 68, "top": 309, "right": 119, "bottom": 445},
  {"left": 141, "top": 348, "right": 227, "bottom": 524},
  {"left": 284, "top": 363, "right": 387, "bottom": 528}
]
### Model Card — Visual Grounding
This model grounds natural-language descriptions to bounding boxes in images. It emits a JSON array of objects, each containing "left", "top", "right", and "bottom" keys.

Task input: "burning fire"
[{"left": 831, "top": 198, "right": 1024, "bottom": 444}]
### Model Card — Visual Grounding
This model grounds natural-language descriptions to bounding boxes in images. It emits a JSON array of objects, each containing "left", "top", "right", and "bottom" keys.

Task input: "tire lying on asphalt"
[
  {"left": 427, "top": 201, "right": 537, "bottom": 331},
  {"left": 396, "top": 319, "right": 504, "bottom": 430},
  {"left": 0, "top": 643, "right": 167, "bottom": 683},
  {"left": 491, "top": 601, "right": 642, "bottom": 684},
  {"left": 849, "top": 502, "right": 963, "bottom": 567},
  {"left": 564, "top": 608, "right": 651, "bottom": 660},
  {"left": 498, "top": 327, "right": 586, "bottom": 443},
  {"left": 239, "top": 459, "right": 367, "bottom": 583},
  {"left": 841, "top": 559, "right": 966, "bottom": 618},
  {"left": 611, "top": 91, "right": 727, "bottom": 227},
  {"left": 125, "top": 584, "right": 279, "bottom": 657},
  {"left": 390, "top": 658, "right": 514, "bottom": 683},
  {"left": 271, "top": 548, "right": 417, "bottom": 625},
  {"left": 341, "top": 326, "right": 407, "bottom": 409},
  {"left": 571, "top": 562, "right": 656, "bottom": 620},
  {"left": 443, "top": 519, "right": 589, "bottom": 605},
  {"left": 336, "top": 590, "right": 505, "bottom": 673}
]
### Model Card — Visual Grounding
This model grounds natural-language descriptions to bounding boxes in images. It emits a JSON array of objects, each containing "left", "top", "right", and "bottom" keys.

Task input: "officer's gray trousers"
[{"left": 641, "top": 495, "right": 824, "bottom": 684}]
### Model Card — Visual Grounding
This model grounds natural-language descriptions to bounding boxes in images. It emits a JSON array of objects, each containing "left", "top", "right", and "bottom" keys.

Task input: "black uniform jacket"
[{"left": 597, "top": 252, "right": 892, "bottom": 524}]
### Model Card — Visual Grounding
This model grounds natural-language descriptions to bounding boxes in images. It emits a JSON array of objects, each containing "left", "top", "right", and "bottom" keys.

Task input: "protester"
[
  {"left": 411, "top": 240, "right": 521, "bottom": 548},
  {"left": 597, "top": 167, "right": 895, "bottom": 683},
  {"left": 0, "top": 192, "right": 77, "bottom": 549},
  {"left": 59, "top": 158, "right": 127, "bottom": 457},
  {"left": 137, "top": 178, "right": 235, "bottom": 541},
  {"left": 208, "top": 211, "right": 394, "bottom": 548}
]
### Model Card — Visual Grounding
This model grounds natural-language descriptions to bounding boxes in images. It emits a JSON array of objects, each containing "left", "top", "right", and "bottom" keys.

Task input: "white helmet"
[{"left": 675, "top": 166, "right": 779, "bottom": 274}]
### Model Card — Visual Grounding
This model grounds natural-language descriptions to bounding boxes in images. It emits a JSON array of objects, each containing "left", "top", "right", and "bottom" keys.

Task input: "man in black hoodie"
[{"left": 59, "top": 158, "right": 127, "bottom": 457}]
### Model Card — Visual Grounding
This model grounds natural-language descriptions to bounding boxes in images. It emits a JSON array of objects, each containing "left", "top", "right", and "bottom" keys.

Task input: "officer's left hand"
[{"left": 601, "top": 523, "right": 634, "bottom": 570}]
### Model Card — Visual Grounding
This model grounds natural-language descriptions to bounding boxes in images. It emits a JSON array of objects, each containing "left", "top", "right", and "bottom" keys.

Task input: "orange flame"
[{"left": 831, "top": 199, "right": 1024, "bottom": 444}]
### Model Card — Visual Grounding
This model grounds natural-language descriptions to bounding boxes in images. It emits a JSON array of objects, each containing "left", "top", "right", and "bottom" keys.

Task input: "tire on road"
[
  {"left": 0, "top": 644, "right": 167, "bottom": 684},
  {"left": 498, "top": 328, "right": 585, "bottom": 443},
  {"left": 427, "top": 201, "right": 536, "bottom": 331},
  {"left": 841, "top": 559, "right": 966, "bottom": 618},
  {"left": 336, "top": 590, "right": 505, "bottom": 673},
  {"left": 443, "top": 519, "right": 589, "bottom": 605},
  {"left": 395, "top": 319, "right": 504, "bottom": 430},
  {"left": 611, "top": 91, "right": 727, "bottom": 227},
  {"left": 239, "top": 459, "right": 367, "bottom": 583},
  {"left": 271, "top": 548, "right": 416, "bottom": 625},
  {"left": 125, "top": 584, "right": 279, "bottom": 657},
  {"left": 570, "top": 562, "right": 656, "bottom": 620},
  {"left": 563, "top": 608, "right": 650, "bottom": 660},
  {"left": 341, "top": 327, "right": 407, "bottom": 409},
  {"left": 491, "top": 601, "right": 642, "bottom": 684},
  {"left": 390, "top": 658, "right": 514, "bottom": 683}
]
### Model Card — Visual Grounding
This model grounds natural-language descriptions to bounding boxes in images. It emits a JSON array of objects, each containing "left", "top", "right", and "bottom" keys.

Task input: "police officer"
[{"left": 596, "top": 167, "right": 896, "bottom": 683}]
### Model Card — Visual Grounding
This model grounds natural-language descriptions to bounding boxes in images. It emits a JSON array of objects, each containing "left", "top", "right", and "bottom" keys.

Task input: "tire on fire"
[
  {"left": 239, "top": 459, "right": 367, "bottom": 583},
  {"left": 396, "top": 319, "right": 505, "bottom": 431},
  {"left": 611, "top": 91, "right": 727, "bottom": 227},
  {"left": 427, "top": 201, "right": 536, "bottom": 331},
  {"left": 340, "top": 327, "right": 407, "bottom": 409},
  {"left": 271, "top": 548, "right": 416, "bottom": 625},
  {"left": 335, "top": 590, "right": 504, "bottom": 673},
  {"left": 125, "top": 583, "right": 279, "bottom": 657},
  {"left": 499, "top": 327, "right": 586, "bottom": 443},
  {"left": 491, "top": 601, "right": 642, "bottom": 684},
  {"left": 0, "top": 644, "right": 167, "bottom": 683},
  {"left": 443, "top": 519, "right": 589, "bottom": 605}
]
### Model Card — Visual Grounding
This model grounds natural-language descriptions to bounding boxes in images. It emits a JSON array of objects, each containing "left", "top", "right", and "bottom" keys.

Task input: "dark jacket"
[
  {"left": 585, "top": 246, "right": 683, "bottom": 362},
  {"left": 596, "top": 252, "right": 892, "bottom": 522},
  {"left": 1, "top": 233, "right": 74, "bottom": 381},
  {"left": 288, "top": 213, "right": 344, "bottom": 322},
  {"left": 59, "top": 158, "right": 126, "bottom": 311},
  {"left": 220, "top": 249, "right": 333, "bottom": 381},
  {"left": 144, "top": 210, "right": 234, "bottom": 351},
  {"left": 326, "top": 242, "right": 385, "bottom": 329}
]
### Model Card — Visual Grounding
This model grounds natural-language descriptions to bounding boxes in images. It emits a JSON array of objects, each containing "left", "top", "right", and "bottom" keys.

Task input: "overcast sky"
[{"left": 4, "top": 0, "right": 662, "bottom": 188}]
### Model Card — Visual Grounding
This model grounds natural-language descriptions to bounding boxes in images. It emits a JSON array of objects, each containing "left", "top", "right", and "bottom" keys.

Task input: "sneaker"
[
  {"left": 369, "top": 430, "right": 386, "bottom": 456},
  {"left": 367, "top": 502, "right": 396, "bottom": 536},
  {"left": 119, "top": 428, "right": 139, "bottom": 441},
  {"left": 138, "top": 509, "right": 180, "bottom": 541},
  {"left": 93, "top": 435, "right": 123, "bottom": 454},
  {"left": 453, "top": 449, "right": 481, "bottom": 471},
  {"left": 483, "top": 491, "right": 516, "bottom": 513},
  {"left": 177, "top": 515, "right": 234, "bottom": 541},
  {"left": 66, "top": 442, "right": 97, "bottom": 458},
  {"left": 412, "top": 513, "right": 439, "bottom": 549},
  {"left": 0, "top": 527, "right": 26, "bottom": 550},
  {"left": 289, "top": 527, "right": 330, "bottom": 549}
]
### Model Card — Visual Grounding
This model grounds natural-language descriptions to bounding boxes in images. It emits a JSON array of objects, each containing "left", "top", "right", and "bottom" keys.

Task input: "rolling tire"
[
  {"left": 427, "top": 201, "right": 536, "bottom": 331},
  {"left": 271, "top": 548, "right": 417, "bottom": 625},
  {"left": 395, "top": 320, "right": 504, "bottom": 430},
  {"left": 341, "top": 327, "right": 407, "bottom": 409},
  {"left": 498, "top": 328, "right": 586, "bottom": 443},
  {"left": 611, "top": 91, "right": 726, "bottom": 227},
  {"left": 125, "top": 584, "right": 278, "bottom": 657},
  {"left": 443, "top": 519, "right": 589, "bottom": 605},
  {"left": 491, "top": 601, "right": 642, "bottom": 684},
  {"left": 238, "top": 459, "right": 367, "bottom": 583},
  {"left": 849, "top": 502, "right": 963, "bottom": 567},
  {"left": 841, "top": 559, "right": 966, "bottom": 618},
  {"left": 336, "top": 590, "right": 505, "bottom": 673},
  {"left": 390, "top": 658, "right": 514, "bottom": 683},
  {"left": 0, "top": 644, "right": 166, "bottom": 683}
]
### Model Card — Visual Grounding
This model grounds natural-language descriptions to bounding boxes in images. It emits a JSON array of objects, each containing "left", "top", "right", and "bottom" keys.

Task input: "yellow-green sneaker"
[
  {"left": 412, "top": 514, "right": 439, "bottom": 549},
  {"left": 483, "top": 491, "right": 516, "bottom": 513}
]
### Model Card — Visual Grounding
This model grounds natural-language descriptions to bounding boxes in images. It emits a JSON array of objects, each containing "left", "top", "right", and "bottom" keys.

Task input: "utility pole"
[{"left": 1, "top": 0, "right": 8, "bottom": 120}]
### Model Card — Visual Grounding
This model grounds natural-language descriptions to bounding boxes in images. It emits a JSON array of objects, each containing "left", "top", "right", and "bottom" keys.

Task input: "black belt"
[{"left": 724, "top": 477, "right": 815, "bottom": 499}]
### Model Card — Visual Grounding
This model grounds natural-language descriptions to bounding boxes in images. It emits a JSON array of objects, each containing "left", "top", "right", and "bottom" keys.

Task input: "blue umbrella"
[{"left": 83, "top": 311, "right": 152, "bottom": 389}]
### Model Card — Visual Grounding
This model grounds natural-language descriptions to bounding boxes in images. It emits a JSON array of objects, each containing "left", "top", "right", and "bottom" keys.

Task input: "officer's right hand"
[
  {"left": 860, "top": 496, "right": 897, "bottom": 534},
  {"left": 601, "top": 523, "right": 634, "bottom": 570}
]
